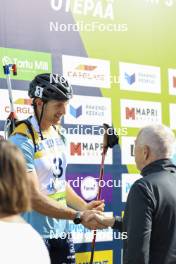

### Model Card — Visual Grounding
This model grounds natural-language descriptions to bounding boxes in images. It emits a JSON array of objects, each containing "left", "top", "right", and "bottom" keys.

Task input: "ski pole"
[
  {"left": 89, "top": 124, "right": 119, "bottom": 264},
  {"left": 3, "top": 64, "right": 17, "bottom": 138}
]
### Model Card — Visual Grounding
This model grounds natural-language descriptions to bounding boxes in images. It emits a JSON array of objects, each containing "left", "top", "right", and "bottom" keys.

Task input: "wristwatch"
[{"left": 73, "top": 211, "right": 82, "bottom": 224}]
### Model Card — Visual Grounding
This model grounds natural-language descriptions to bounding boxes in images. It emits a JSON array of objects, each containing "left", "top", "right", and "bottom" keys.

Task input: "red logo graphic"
[
  {"left": 70, "top": 143, "right": 81, "bottom": 156},
  {"left": 76, "top": 65, "right": 97, "bottom": 71},
  {"left": 126, "top": 107, "right": 135, "bottom": 120},
  {"left": 15, "top": 98, "right": 32, "bottom": 105}
]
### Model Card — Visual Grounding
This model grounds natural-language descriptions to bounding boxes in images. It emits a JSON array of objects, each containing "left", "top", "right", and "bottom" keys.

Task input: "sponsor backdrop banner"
[{"left": 1, "top": 0, "right": 176, "bottom": 263}]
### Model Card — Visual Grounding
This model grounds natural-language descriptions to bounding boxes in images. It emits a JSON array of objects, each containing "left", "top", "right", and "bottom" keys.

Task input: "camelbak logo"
[
  {"left": 62, "top": 55, "right": 110, "bottom": 88},
  {"left": 76, "top": 65, "right": 97, "bottom": 71}
]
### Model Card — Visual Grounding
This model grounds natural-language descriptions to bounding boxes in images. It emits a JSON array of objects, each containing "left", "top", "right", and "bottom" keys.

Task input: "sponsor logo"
[
  {"left": 125, "top": 72, "right": 136, "bottom": 85},
  {"left": 120, "top": 99, "right": 162, "bottom": 127},
  {"left": 121, "top": 174, "right": 141, "bottom": 202},
  {"left": 70, "top": 142, "right": 102, "bottom": 156},
  {"left": 0, "top": 48, "right": 52, "bottom": 81},
  {"left": 64, "top": 95, "right": 112, "bottom": 126},
  {"left": 121, "top": 136, "right": 135, "bottom": 164},
  {"left": 70, "top": 105, "right": 82, "bottom": 118},
  {"left": 126, "top": 107, "right": 135, "bottom": 120},
  {"left": 14, "top": 98, "right": 32, "bottom": 105},
  {"left": 67, "top": 174, "right": 117, "bottom": 202},
  {"left": 76, "top": 250, "right": 113, "bottom": 264},
  {"left": 76, "top": 65, "right": 97, "bottom": 71},
  {"left": 70, "top": 143, "right": 82, "bottom": 156},
  {"left": 125, "top": 107, "right": 157, "bottom": 120},
  {"left": 80, "top": 176, "right": 98, "bottom": 200},
  {"left": 168, "top": 69, "right": 176, "bottom": 95},
  {"left": 119, "top": 62, "right": 161, "bottom": 93},
  {"left": 0, "top": 89, "right": 33, "bottom": 120},
  {"left": 67, "top": 134, "right": 112, "bottom": 164},
  {"left": 62, "top": 55, "right": 110, "bottom": 88},
  {"left": 169, "top": 104, "right": 176, "bottom": 129}
]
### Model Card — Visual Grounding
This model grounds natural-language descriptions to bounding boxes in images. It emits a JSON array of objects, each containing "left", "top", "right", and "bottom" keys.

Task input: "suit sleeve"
[{"left": 123, "top": 180, "right": 156, "bottom": 264}]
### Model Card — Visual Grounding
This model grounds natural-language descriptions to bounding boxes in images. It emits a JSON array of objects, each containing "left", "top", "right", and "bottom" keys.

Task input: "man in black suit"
[{"left": 89, "top": 124, "right": 176, "bottom": 264}]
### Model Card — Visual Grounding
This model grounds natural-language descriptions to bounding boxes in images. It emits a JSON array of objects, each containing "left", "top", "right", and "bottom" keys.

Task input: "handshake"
[
  {"left": 78, "top": 200, "right": 116, "bottom": 230},
  {"left": 81, "top": 210, "right": 115, "bottom": 230}
]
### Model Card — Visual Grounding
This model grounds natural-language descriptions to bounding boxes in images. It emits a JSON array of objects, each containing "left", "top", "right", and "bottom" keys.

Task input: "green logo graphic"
[{"left": 0, "top": 47, "right": 52, "bottom": 81}]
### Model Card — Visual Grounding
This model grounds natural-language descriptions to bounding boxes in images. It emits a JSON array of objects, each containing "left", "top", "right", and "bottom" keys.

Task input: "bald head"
[{"left": 135, "top": 124, "right": 176, "bottom": 170}]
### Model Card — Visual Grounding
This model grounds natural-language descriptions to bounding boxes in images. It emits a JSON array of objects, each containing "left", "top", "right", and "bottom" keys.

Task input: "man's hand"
[
  {"left": 86, "top": 200, "right": 105, "bottom": 212},
  {"left": 80, "top": 210, "right": 107, "bottom": 230}
]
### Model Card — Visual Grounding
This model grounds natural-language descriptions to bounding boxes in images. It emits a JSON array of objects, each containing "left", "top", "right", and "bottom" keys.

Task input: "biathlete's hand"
[
  {"left": 86, "top": 200, "right": 105, "bottom": 212},
  {"left": 85, "top": 212, "right": 115, "bottom": 228},
  {"left": 81, "top": 210, "right": 107, "bottom": 230}
]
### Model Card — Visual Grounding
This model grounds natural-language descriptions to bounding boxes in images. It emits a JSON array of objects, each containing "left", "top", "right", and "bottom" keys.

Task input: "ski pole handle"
[
  {"left": 3, "top": 64, "right": 17, "bottom": 75},
  {"left": 3, "top": 64, "right": 17, "bottom": 113},
  {"left": 12, "top": 64, "right": 17, "bottom": 75}
]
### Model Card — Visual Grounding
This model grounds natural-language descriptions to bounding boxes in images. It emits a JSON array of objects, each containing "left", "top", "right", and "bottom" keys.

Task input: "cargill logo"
[
  {"left": 15, "top": 98, "right": 32, "bottom": 105},
  {"left": 76, "top": 65, "right": 97, "bottom": 71},
  {"left": 70, "top": 105, "right": 82, "bottom": 118},
  {"left": 173, "top": 76, "right": 176, "bottom": 88},
  {"left": 124, "top": 72, "right": 136, "bottom": 85}
]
